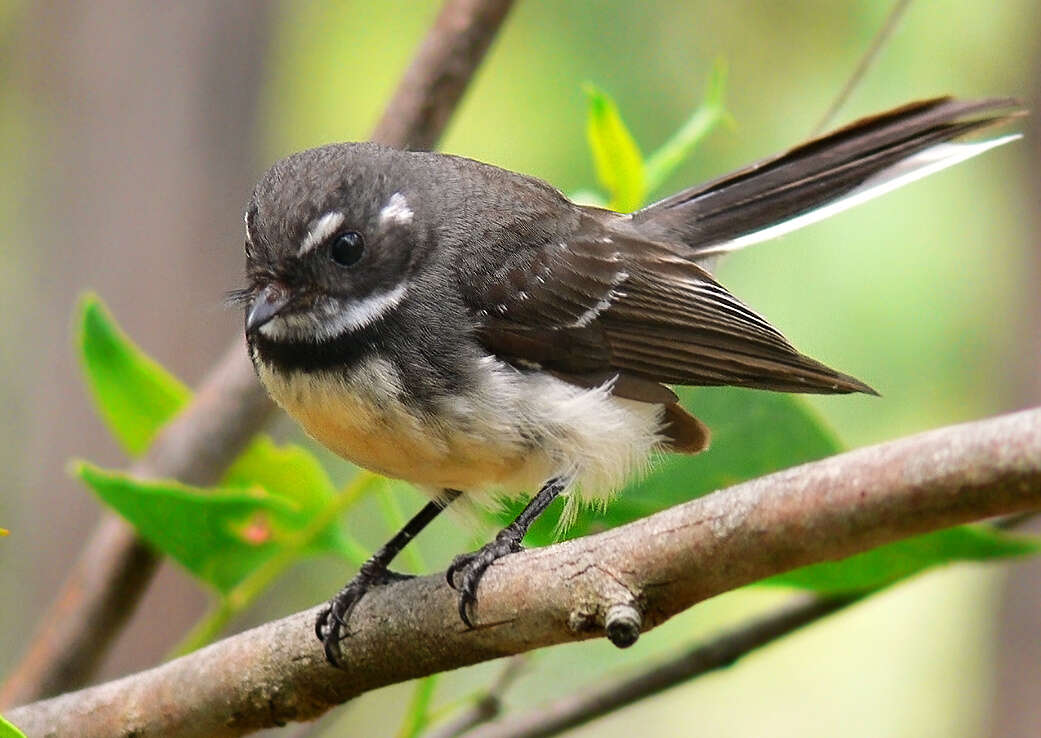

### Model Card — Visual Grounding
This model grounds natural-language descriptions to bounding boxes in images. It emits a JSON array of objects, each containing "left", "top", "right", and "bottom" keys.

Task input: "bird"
[{"left": 235, "top": 97, "right": 1020, "bottom": 666}]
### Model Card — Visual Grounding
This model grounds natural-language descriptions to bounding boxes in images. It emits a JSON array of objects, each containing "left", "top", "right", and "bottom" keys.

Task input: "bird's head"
[{"left": 235, "top": 142, "right": 424, "bottom": 344}]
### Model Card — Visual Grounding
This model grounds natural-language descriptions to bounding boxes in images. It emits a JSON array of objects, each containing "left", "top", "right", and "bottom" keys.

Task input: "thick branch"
[
  {"left": 475, "top": 514, "right": 1041, "bottom": 738},
  {"left": 9, "top": 407, "right": 1041, "bottom": 738},
  {"left": 0, "top": 0, "right": 516, "bottom": 707}
]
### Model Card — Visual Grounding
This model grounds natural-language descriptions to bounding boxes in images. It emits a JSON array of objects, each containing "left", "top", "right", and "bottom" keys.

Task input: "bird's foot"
[
  {"left": 446, "top": 528, "right": 524, "bottom": 626},
  {"left": 315, "top": 564, "right": 413, "bottom": 667}
]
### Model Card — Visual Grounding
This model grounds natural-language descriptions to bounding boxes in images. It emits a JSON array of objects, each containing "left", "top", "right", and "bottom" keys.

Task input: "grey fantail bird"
[{"left": 235, "top": 97, "right": 1021, "bottom": 666}]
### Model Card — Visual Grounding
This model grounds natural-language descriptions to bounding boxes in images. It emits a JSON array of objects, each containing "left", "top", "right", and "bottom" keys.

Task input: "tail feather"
[{"left": 632, "top": 97, "right": 1023, "bottom": 257}]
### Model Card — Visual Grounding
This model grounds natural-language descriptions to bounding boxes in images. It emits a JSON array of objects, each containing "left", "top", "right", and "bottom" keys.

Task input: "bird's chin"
[
  {"left": 256, "top": 309, "right": 330, "bottom": 343},
  {"left": 253, "top": 286, "right": 408, "bottom": 344},
  {"left": 254, "top": 294, "right": 366, "bottom": 344}
]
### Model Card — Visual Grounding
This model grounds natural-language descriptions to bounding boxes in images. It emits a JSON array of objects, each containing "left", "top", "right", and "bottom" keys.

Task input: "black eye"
[{"left": 329, "top": 231, "right": 364, "bottom": 267}]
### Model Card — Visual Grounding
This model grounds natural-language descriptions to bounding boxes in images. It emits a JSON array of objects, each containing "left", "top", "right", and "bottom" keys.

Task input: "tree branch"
[
  {"left": 460, "top": 595, "right": 853, "bottom": 738},
  {"left": 459, "top": 513, "right": 1040, "bottom": 738},
  {"left": 9, "top": 407, "right": 1041, "bottom": 738},
  {"left": 0, "top": 343, "right": 272, "bottom": 706},
  {"left": 425, "top": 656, "right": 528, "bottom": 738},
  {"left": 0, "top": 0, "right": 516, "bottom": 707},
  {"left": 472, "top": 519, "right": 1041, "bottom": 738},
  {"left": 372, "top": 0, "right": 515, "bottom": 151}
]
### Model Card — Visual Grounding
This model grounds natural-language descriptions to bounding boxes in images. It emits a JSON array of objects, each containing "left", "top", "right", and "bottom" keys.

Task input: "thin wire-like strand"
[{"left": 811, "top": 0, "right": 915, "bottom": 136}]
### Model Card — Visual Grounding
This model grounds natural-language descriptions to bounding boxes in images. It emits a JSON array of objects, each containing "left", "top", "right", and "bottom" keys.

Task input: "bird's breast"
[
  {"left": 254, "top": 356, "right": 542, "bottom": 494},
  {"left": 254, "top": 352, "right": 669, "bottom": 509}
]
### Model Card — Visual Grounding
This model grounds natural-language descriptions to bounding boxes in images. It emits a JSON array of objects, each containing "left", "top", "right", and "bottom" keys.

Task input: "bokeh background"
[{"left": 1, "top": 1, "right": 1039, "bottom": 736}]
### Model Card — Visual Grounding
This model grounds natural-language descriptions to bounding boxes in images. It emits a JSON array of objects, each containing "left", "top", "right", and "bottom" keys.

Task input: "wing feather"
[
  {"left": 455, "top": 97, "right": 1020, "bottom": 409},
  {"left": 466, "top": 232, "right": 873, "bottom": 396}
]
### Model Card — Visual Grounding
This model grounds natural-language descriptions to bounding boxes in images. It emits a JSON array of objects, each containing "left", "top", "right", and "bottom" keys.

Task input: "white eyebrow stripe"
[
  {"left": 379, "top": 192, "right": 414, "bottom": 226},
  {"left": 298, "top": 211, "right": 345, "bottom": 256}
]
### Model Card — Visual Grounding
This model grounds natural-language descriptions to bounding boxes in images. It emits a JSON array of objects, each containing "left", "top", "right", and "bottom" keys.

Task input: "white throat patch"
[
  {"left": 337, "top": 282, "right": 409, "bottom": 332},
  {"left": 258, "top": 283, "right": 409, "bottom": 342}
]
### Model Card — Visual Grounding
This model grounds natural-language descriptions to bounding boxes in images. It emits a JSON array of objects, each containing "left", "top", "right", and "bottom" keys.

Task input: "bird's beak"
[{"left": 246, "top": 285, "right": 290, "bottom": 333}]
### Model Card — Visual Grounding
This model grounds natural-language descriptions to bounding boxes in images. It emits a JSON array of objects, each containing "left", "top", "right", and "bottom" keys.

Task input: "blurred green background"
[{"left": 1, "top": 1, "right": 1039, "bottom": 736}]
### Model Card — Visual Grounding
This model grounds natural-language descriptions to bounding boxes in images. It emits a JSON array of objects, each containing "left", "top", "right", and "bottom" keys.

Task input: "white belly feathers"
[{"left": 256, "top": 353, "right": 666, "bottom": 518}]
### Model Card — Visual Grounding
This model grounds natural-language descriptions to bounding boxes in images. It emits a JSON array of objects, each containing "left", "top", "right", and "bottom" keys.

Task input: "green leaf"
[
  {"left": 77, "top": 294, "right": 190, "bottom": 456},
  {"left": 168, "top": 470, "right": 378, "bottom": 656},
  {"left": 0, "top": 714, "right": 27, "bottom": 738},
  {"left": 75, "top": 294, "right": 361, "bottom": 562},
  {"left": 503, "top": 387, "right": 841, "bottom": 546},
  {"left": 766, "top": 525, "right": 1041, "bottom": 594},
  {"left": 643, "top": 59, "right": 729, "bottom": 196},
  {"left": 72, "top": 294, "right": 376, "bottom": 647},
  {"left": 76, "top": 461, "right": 308, "bottom": 594},
  {"left": 221, "top": 436, "right": 355, "bottom": 557},
  {"left": 584, "top": 83, "right": 646, "bottom": 212}
]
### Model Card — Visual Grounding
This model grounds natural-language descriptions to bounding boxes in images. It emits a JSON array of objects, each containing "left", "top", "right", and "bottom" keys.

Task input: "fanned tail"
[{"left": 633, "top": 97, "right": 1023, "bottom": 258}]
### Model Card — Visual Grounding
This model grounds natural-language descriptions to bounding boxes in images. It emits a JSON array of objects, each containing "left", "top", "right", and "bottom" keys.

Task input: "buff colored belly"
[
  {"left": 257, "top": 362, "right": 543, "bottom": 493},
  {"left": 256, "top": 353, "right": 668, "bottom": 510}
]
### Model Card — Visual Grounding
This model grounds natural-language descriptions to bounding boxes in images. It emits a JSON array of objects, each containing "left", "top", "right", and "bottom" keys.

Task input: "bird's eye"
[{"left": 329, "top": 231, "right": 364, "bottom": 267}]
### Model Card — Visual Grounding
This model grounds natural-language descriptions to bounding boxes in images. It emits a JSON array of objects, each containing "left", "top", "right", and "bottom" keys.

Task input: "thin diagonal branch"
[
  {"left": 425, "top": 656, "right": 528, "bottom": 738},
  {"left": 460, "top": 595, "right": 853, "bottom": 738},
  {"left": 811, "top": 0, "right": 914, "bottom": 135},
  {"left": 8, "top": 407, "right": 1041, "bottom": 738},
  {"left": 0, "top": 343, "right": 272, "bottom": 707},
  {"left": 0, "top": 0, "right": 516, "bottom": 708},
  {"left": 373, "top": 0, "right": 515, "bottom": 151}
]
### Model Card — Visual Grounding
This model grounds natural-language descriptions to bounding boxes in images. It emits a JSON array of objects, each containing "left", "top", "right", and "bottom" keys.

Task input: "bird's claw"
[
  {"left": 315, "top": 566, "right": 413, "bottom": 667},
  {"left": 446, "top": 533, "right": 523, "bottom": 627}
]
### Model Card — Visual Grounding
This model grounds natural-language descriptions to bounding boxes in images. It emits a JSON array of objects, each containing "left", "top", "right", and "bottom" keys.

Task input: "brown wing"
[{"left": 467, "top": 232, "right": 874, "bottom": 398}]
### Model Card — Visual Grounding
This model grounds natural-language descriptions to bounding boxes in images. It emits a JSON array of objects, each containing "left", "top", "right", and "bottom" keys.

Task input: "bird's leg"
[
  {"left": 447, "top": 476, "right": 568, "bottom": 626},
  {"left": 317, "top": 489, "right": 460, "bottom": 666}
]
